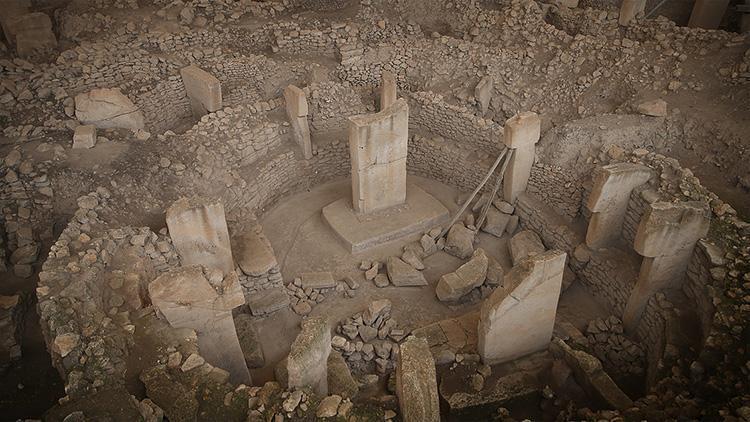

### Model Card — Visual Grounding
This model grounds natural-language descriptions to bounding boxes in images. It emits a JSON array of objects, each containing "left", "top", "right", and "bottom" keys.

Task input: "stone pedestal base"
[{"left": 322, "top": 184, "right": 450, "bottom": 253}]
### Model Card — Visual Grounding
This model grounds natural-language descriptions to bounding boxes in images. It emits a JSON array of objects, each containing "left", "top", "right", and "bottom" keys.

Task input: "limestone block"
[
  {"left": 300, "top": 272, "right": 337, "bottom": 290},
  {"left": 550, "top": 338, "right": 633, "bottom": 410},
  {"left": 618, "top": 0, "right": 646, "bottom": 25},
  {"left": 444, "top": 223, "right": 475, "bottom": 259},
  {"left": 0, "top": 0, "right": 30, "bottom": 44},
  {"left": 13, "top": 14, "right": 57, "bottom": 58},
  {"left": 380, "top": 71, "right": 397, "bottom": 110},
  {"left": 475, "top": 76, "right": 493, "bottom": 115},
  {"left": 636, "top": 99, "right": 668, "bottom": 117},
  {"left": 481, "top": 206, "right": 511, "bottom": 237},
  {"left": 75, "top": 88, "right": 145, "bottom": 131},
  {"left": 502, "top": 111, "right": 540, "bottom": 150},
  {"left": 166, "top": 197, "right": 234, "bottom": 274},
  {"left": 287, "top": 317, "right": 331, "bottom": 395},
  {"left": 5, "top": 11, "right": 51, "bottom": 45},
  {"left": 236, "top": 225, "right": 278, "bottom": 277},
  {"left": 349, "top": 98, "right": 409, "bottom": 213},
  {"left": 386, "top": 256, "right": 427, "bottom": 286},
  {"left": 478, "top": 250, "right": 566, "bottom": 364},
  {"left": 283, "top": 85, "right": 308, "bottom": 117},
  {"left": 503, "top": 143, "right": 536, "bottom": 204},
  {"left": 180, "top": 65, "right": 222, "bottom": 117},
  {"left": 688, "top": 0, "right": 730, "bottom": 29},
  {"left": 585, "top": 163, "right": 651, "bottom": 248},
  {"left": 396, "top": 336, "right": 440, "bottom": 422},
  {"left": 436, "top": 248, "right": 488, "bottom": 302},
  {"left": 633, "top": 201, "right": 711, "bottom": 258},
  {"left": 148, "top": 266, "right": 250, "bottom": 384},
  {"left": 509, "top": 230, "right": 545, "bottom": 266},
  {"left": 290, "top": 115, "right": 312, "bottom": 159},
  {"left": 72, "top": 125, "right": 96, "bottom": 149}
]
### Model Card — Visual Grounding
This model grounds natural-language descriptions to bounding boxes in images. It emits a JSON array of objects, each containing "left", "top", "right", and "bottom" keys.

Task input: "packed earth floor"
[{"left": 0, "top": 0, "right": 749, "bottom": 421}]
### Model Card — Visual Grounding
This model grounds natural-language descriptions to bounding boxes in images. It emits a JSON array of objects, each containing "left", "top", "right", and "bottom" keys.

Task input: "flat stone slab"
[
  {"left": 322, "top": 184, "right": 450, "bottom": 253},
  {"left": 300, "top": 272, "right": 337, "bottom": 290},
  {"left": 247, "top": 287, "right": 290, "bottom": 316}
]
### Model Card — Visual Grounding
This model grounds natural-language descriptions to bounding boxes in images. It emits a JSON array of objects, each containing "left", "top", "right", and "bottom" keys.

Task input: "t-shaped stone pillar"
[
  {"left": 284, "top": 85, "right": 313, "bottom": 159},
  {"left": 166, "top": 197, "right": 235, "bottom": 275},
  {"left": 348, "top": 98, "right": 409, "bottom": 214},
  {"left": 502, "top": 112, "right": 541, "bottom": 204},
  {"left": 585, "top": 163, "right": 651, "bottom": 249},
  {"left": 478, "top": 250, "right": 566, "bottom": 364},
  {"left": 180, "top": 65, "right": 222, "bottom": 118},
  {"left": 148, "top": 266, "right": 251, "bottom": 385},
  {"left": 623, "top": 201, "right": 710, "bottom": 333},
  {"left": 380, "top": 71, "right": 397, "bottom": 111}
]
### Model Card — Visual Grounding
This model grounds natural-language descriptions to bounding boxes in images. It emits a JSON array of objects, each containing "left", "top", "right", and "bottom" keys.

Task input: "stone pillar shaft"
[
  {"left": 180, "top": 65, "right": 222, "bottom": 118},
  {"left": 502, "top": 112, "right": 540, "bottom": 204},
  {"left": 380, "top": 71, "right": 397, "bottom": 111},
  {"left": 284, "top": 85, "right": 313, "bottom": 159},
  {"left": 166, "top": 198, "right": 234, "bottom": 274}
]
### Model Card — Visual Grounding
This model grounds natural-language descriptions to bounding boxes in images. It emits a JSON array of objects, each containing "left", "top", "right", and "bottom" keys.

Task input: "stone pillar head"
[{"left": 633, "top": 201, "right": 711, "bottom": 258}]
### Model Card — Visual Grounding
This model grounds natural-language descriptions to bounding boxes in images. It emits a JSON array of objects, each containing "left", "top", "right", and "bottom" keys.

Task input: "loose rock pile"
[{"left": 332, "top": 300, "right": 406, "bottom": 376}]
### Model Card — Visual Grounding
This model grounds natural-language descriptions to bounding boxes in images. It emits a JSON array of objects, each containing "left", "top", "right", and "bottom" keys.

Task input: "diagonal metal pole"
[
  {"left": 439, "top": 148, "right": 508, "bottom": 239},
  {"left": 475, "top": 148, "right": 514, "bottom": 233}
]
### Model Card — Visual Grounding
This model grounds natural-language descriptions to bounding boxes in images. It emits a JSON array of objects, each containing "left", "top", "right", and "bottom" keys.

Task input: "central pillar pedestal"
[{"left": 322, "top": 184, "right": 449, "bottom": 253}]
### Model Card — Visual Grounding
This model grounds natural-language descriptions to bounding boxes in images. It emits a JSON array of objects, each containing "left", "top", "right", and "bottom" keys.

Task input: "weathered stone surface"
[
  {"left": 328, "top": 351, "right": 359, "bottom": 398},
  {"left": 235, "top": 314, "right": 265, "bottom": 368},
  {"left": 236, "top": 225, "right": 278, "bottom": 277},
  {"left": 436, "top": 248, "right": 488, "bottom": 302},
  {"left": 148, "top": 266, "right": 250, "bottom": 384},
  {"left": 509, "top": 230, "right": 545, "bottom": 265},
  {"left": 316, "top": 395, "right": 342, "bottom": 418},
  {"left": 481, "top": 206, "right": 511, "bottom": 237},
  {"left": 0, "top": 0, "right": 30, "bottom": 45},
  {"left": 386, "top": 256, "right": 427, "bottom": 286},
  {"left": 479, "top": 250, "right": 566, "bottom": 364},
  {"left": 619, "top": 0, "right": 646, "bottom": 25},
  {"left": 72, "top": 125, "right": 96, "bottom": 149},
  {"left": 284, "top": 85, "right": 312, "bottom": 159},
  {"left": 475, "top": 76, "right": 493, "bottom": 115},
  {"left": 166, "top": 197, "right": 234, "bottom": 274},
  {"left": 633, "top": 201, "right": 711, "bottom": 258},
  {"left": 349, "top": 98, "right": 409, "bottom": 214},
  {"left": 550, "top": 338, "right": 633, "bottom": 410},
  {"left": 502, "top": 112, "right": 540, "bottom": 203},
  {"left": 12, "top": 12, "right": 57, "bottom": 58},
  {"left": 396, "top": 336, "right": 440, "bottom": 422},
  {"left": 75, "top": 88, "right": 145, "bottom": 130},
  {"left": 636, "top": 99, "right": 667, "bottom": 117},
  {"left": 180, "top": 65, "right": 222, "bottom": 116},
  {"left": 585, "top": 163, "right": 651, "bottom": 249},
  {"left": 246, "top": 286, "right": 290, "bottom": 316},
  {"left": 140, "top": 365, "right": 199, "bottom": 422},
  {"left": 299, "top": 272, "right": 336, "bottom": 290},
  {"left": 288, "top": 317, "right": 331, "bottom": 395},
  {"left": 380, "top": 70, "right": 397, "bottom": 110},
  {"left": 444, "top": 223, "right": 475, "bottom": 259}
]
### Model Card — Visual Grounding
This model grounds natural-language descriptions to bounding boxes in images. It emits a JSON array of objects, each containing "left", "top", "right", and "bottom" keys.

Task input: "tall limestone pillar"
[
  {"left": 623, "top": 201, "right": 710, "bottom": 333},
  {"left": 284, "top": 85, "right": 313, "bottom": 159},
  {"left": 166, "top": 197, "right": 235, "bottom": 275},
  {"left": 502, "top": 111, "right": 541, "bottom": 204},
  {"left": 585, "top": 163, "right": 652, "bottom": 249},
  {"left": 348, "top": 98, "right": 409, "bottom": 214},
  {"left": 380, "top": 71, "right": 397, "bottom": 110}
]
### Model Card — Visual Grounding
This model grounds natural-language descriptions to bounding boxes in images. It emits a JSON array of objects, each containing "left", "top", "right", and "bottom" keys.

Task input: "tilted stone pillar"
[
  {"left": 148, "top": 266, "right": 251, "bottom": 384},
  {"left": 287, "top": 317, "right": 331, "bottom": 395},
  {"left": 380, "top": 71, "right": 397, "bottom": 111},
  {"left": 284, "top": 85, "right": 313, "bottom": 159},
  {"left": 349, "top": 98, "right": 409, "bottom": 214},
  {"left": 478, "top": 250, "right": 566, "bottom": 364},
  {"left": 396, "top": 336, "right": 440, "bottom": 422},
  {"left": 623, "top": 201, "right": 710, "bottom": 333},
  {"left": 585, "top": 163, "right": 651, "bottom": 249},
  {"left": 502, "top": 111, "right": 541, "bottom": 204},
  {"left": 180, "top": 65, "right": 222, "bottom": 117},
  {"left": 688, "top": 0, "right": 730, "bottom": 29},
  {"left": 619, "top": 0, "right": 646, "bottom": 25},
  {"left": 166, "top": 197, "right": 234, "bottom": 275}
]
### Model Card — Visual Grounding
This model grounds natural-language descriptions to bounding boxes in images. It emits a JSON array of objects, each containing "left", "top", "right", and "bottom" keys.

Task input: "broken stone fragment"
[
  {"left": 287, "top": 317, "right": 331, "bottom": 395},
  {"left": 72, "top": 125, "right": 96, "bottom": 149},
  {"left": 75, "top": 88, "right": 145, "bottom": 130},
  {"left": 481, "top": 206, "right": 512, "bottom": 237},
  {"left": 386, "top": 256, "right": 427, "bottom": 286},
  {"left": 636, "top": 99, "right": 667, "bottom": 117},
  {"left": 509, "top": 230, "right": 545, "bottom": 266},
  {"left": 299, "top": 272, "right": 336, "bottom": 290},
  {"left": 444, "top": 223, "right": 475, "bottom": 259},
  {"left": 235, "top": 225, "right": 278, "bottom": 277},
  {"left": 436, "top": 248, "right": 489, "bottom": 302},
  {"left": 396, "top": 336, "right": 440, "bottom": 422}
]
